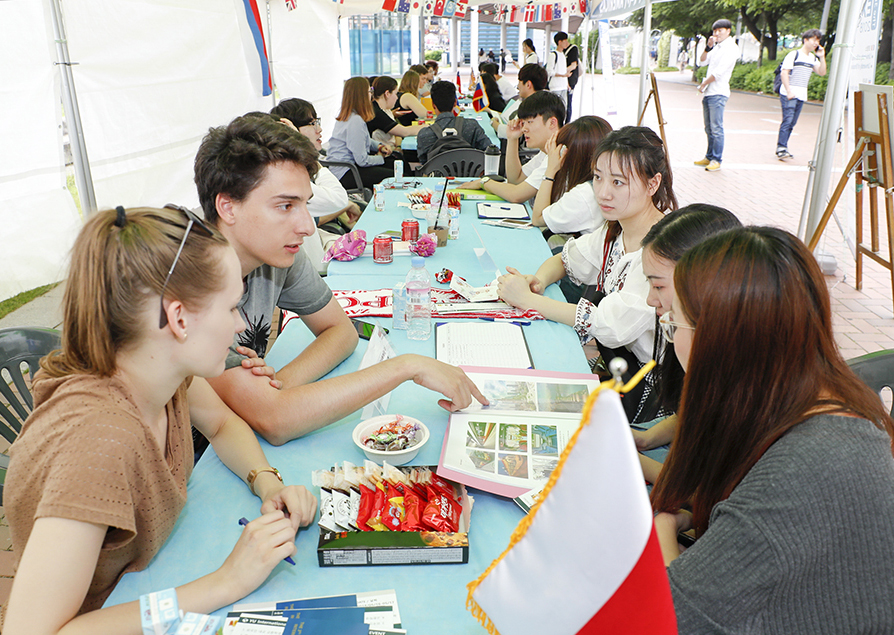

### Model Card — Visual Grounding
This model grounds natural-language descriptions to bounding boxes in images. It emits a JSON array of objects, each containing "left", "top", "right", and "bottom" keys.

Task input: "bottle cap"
[{"left": 411, "top": 256, "right": 424, "bottom": 268}]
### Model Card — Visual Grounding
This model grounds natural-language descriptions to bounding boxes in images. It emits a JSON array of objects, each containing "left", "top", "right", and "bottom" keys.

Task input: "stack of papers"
[{"left": 224, "top": 590, "right": 403, "bottom": 635}]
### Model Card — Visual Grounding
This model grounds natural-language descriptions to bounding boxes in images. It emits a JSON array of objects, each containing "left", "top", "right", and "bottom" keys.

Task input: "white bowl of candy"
[{"left": 353, "top": 415, "right": 429, "bottom": 466}]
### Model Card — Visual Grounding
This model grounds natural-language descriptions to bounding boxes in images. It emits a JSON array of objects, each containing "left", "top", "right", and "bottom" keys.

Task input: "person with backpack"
[
  {"left": 546, "top": 32, "right": 574, "bottom": 111},
  {"left": 564, "top": 38, "right": 581, "bottom": 123},
  {"left": 415, "top": 80, "right": 491, "bottom": 164},
  {"left": 775, "top": 29, "right": 826, "bottom": 160}
]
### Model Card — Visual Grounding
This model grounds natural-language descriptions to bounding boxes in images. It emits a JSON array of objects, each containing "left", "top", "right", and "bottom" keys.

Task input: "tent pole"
[
  {"left": 799, "top": 0, "right": 861, "bottom": 242},
  {"left": 637, "top": 0, "right": 652, "bottom": 122},
  {"left": 48, "top": 0, "right": 96, "bottom": 214}
]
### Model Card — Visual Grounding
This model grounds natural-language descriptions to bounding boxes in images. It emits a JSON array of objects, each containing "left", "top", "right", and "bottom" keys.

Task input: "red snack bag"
[
  {"left": 402, "top": 487, "right": 426, "bottom": 531},
  {"left": 356, "top": 481, "right": 375, "bottom": 532},
  {"left": 430, "top": 473, "right": 460, "bottom": 502},
  {"left": 422, "top": 485, "right": 461, "bottom": 533},
  {"left": 366, "top": 481, "right": 389, "bottom": 531},
  {"left": 383, "top": 483, "right": 405, "bottom": 531}
]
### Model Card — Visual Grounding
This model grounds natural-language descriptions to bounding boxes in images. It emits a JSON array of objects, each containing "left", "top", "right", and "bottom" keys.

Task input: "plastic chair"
[
  {"left": 0, "top": 327, "right": 62, "bottom": 502},
  {"left": 419, "top": 148, "right": 486, "bottom": 178},
  {"left": 848, "top": 349, "right": 894, "bottom": 417},
  {"left": 319, "top": 159, "right": 373, "bottom": 204}
]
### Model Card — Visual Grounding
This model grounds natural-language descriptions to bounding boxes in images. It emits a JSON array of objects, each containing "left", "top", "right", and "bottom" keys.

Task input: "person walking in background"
[
  {"left": 776, "top": 29, "right": 826, "bottom": 160},
  {"left": 693, "top": 19, "right": 737, "bottom": 172},
  {"left": 546, "top": 31, "right": 574, "bottom": 112}
]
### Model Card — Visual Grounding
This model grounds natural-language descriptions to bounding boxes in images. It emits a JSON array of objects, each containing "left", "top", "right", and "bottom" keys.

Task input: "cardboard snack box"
[{"left": 317, "top": 479, "right": 471, "bottom": 567}]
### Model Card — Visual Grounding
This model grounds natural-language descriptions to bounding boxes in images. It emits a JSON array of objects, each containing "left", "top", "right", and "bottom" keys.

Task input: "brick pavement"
[{"left": 575, "top": 70, "right": 894, "bottom": 359}]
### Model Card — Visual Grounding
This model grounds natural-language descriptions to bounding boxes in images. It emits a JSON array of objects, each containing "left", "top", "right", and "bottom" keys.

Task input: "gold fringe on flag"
[{"left": 466, "top": 360, "right": 656, "bottom": 635}]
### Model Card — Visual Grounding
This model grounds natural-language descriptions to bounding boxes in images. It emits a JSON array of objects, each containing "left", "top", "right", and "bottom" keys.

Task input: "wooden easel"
[
  {"left": 637, "top": 73, "right": 670, "bottom": 162},
  {"left": 807, "top": 90, "right": 894, "bottom": 312}
]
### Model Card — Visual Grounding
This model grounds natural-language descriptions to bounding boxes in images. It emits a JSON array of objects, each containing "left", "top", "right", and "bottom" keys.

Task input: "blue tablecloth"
[{"left": 105, "top": 178, "right": 588, "bottom": 633}]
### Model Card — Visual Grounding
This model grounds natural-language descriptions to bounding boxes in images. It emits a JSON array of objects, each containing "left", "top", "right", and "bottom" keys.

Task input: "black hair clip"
[{"left": 114, "top": 205, "right": 127, "bottom": 227}]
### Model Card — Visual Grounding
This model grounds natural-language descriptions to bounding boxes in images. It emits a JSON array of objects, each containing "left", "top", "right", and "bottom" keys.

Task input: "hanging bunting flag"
[
  {"left": 523, "top": 4, "right": 536, "bottom": 22},
  {"left": 433, "top": 0, "right": 446, "bottom": 16},
  {"left": 467, "top": 387, "right": 678, "bottom": 635},
  {"left": 472, "top": 78, "right": 488, "bottom": 112},
  {"left": 240, "top": 0, "right": 272, "bottom": 97},
  {"left": 454, "top": 0, "right": 468, "bottom": 18},
  {"left": 509, "top": 5, "right": 521, "bottom": 22},
  {"left": 382, "top": 0, "right": 399, "bottom": 10},
  {"left": 284, "top": 0, "right": 298, "bottom": 10},
  {"left": 409, "top": 0, "right": 423, "bottom": 14},
  {"left": 443, "top": 0, "right": 456, "bottom": 18}
]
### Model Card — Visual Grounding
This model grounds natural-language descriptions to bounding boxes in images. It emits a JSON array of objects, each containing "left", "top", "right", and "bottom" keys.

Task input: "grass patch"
[{"left": 0, "top": 283, "right": 60, "bottom": 321}]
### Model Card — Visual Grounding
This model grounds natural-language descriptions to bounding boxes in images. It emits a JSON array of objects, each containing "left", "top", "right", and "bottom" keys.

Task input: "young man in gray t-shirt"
[{"left": 193, "top": 115, "right": 486, "bottom": 445}]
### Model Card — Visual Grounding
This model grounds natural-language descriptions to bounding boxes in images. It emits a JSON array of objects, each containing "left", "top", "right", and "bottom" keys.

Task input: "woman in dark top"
[
  {"left": 395, "top": 70, "right": 429, "bottom": 126},
  {"left": 480, "top": 72, "right": 506, "bottom": 113},
  {"left": 368, "top": 76, "right": 424, "bottom": 142}
]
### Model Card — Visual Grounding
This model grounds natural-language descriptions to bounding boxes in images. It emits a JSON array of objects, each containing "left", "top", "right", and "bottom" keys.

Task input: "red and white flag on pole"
[{"left": 468, "top": 387, "right": 678, "bottom": 635}]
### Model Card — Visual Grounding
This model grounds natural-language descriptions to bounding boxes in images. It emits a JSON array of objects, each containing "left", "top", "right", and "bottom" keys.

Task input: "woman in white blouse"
[
  {"left": 498, "top": 126, "right": 675, "bottom": 371},
  {"left": 514, "top": 39, "right": 539, "bottom": 68}
]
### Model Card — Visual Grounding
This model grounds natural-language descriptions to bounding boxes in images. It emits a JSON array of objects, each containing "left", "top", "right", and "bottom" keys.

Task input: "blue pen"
[{"left": 238, "top": 517, "right": 296, "bottom": 566}]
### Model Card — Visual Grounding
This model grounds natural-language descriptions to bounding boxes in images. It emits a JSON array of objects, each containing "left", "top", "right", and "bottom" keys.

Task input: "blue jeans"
[
  {"left": 777, "top": 95, "right": 804, "bottom": 149},
  {"left": 702, "top": 95, "right": 728, "bottom": 162}
]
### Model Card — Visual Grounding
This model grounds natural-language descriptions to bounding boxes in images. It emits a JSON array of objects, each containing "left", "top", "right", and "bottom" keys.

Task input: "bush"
[
  {"left": 625, "top": 41, "right": 633, "bottom": 67},
  {"left": 657, "top": 31, "right": 672, "bottom": 68},
  {"left": 616, "top": 66, "right": 641, "bottom": 74},
  {"left": 425, "top": 50, "right": 442, "bottom": 62}
]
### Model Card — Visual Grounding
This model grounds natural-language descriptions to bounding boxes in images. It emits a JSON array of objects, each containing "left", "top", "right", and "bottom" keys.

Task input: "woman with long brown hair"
[
  {"left": 652, "top": 226, "right": 894, "bottom": 631},
  {"left": 4, "top": 206, "right": 317, "bottom": 634},
  {"left": 327, "top": 76, "right": 394, "bottom": 189},
  {"left": 531, "top": 116, "right": 613, "bottom": 233}
]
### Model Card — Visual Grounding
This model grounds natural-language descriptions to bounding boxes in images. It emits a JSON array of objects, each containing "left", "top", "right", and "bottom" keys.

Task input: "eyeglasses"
[
  {"left": 658, "top": 311, "right": 695, "bottom": 343},
  {"left": 158, "top": 204, "right": 214, "bottom": 329},
  {"left": 299, "top": 118, "right": 322, "bottom": 129}
]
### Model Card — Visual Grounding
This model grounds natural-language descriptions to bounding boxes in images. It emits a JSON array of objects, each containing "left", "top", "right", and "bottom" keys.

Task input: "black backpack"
[
  {"left": 773, "top": 51, "right": 799, "bottom": 94},
  {"left": 425, "top": 117, "right": 473, "bottom": 161}
]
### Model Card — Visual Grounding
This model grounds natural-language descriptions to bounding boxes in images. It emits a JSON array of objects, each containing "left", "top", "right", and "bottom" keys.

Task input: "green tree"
[{"left": 729, "top": 0, "right": 823, "bottom": 60}]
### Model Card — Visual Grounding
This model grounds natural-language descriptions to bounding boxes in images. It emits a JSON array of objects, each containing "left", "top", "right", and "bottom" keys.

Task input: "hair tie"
[{"left": 114, "top": 206, "right": 127, "bottom": 228}]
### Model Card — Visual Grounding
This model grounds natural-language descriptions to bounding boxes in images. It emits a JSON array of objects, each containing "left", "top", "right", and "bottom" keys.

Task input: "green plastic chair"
[
  {"left": 848, "top": 349, "right": 894, "bottom": 418},
  {"left": 0, "top": 327, "right": 62, "bottom": 502}
]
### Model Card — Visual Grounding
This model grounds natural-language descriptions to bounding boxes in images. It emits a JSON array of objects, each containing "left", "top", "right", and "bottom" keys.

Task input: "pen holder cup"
[{"left": 427, "top": 226, "right": 449, "bottom": 247}]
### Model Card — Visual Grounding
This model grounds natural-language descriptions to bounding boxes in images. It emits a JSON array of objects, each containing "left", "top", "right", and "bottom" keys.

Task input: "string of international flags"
[{"left": 377, "top": 0, "right": 589, "bottom": 20}]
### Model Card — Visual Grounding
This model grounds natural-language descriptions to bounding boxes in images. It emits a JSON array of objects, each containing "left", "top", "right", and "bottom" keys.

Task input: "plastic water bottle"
[
  {"left": 392, "top": 282, "right": 407, "bottom": 330},
  {"left": 405, "top": 257, "right": 432, "bottom": 341}
]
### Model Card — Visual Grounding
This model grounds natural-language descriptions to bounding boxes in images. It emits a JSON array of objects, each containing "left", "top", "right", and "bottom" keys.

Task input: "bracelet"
[
  {"left": 247, "top": 467, "right": 283, "bottom": 495},
  {"left": 544, "top": 176, "right": 555, "bottom": 182}
]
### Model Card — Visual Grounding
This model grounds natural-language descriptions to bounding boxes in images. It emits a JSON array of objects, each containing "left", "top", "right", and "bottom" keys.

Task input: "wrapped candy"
[
  {"left": 434, "top": 268, "right": 454, "bottom": 284},
  {"left": 409, "top": 233, "right": 436, "bottom": 257},
  {"left": 323, "top": 229, "right": 367, "bottom": 263}
]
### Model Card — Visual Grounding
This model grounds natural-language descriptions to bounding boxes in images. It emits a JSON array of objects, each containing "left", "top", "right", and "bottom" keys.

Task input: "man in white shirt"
[
  {"left": 458, "top": 91, "right": 564, "bottom": 203},
  {"left": 694, "top": 19, "right": 738, "bottom": 172},
  {"left": 776, "top": 29, "right": 826, "bottom": 160},
  {"left": 546, "top": 31, "right": 573, "bottom": 110},
  {"left": 492, "top": 63, "right": 548, "bottom": 140}
]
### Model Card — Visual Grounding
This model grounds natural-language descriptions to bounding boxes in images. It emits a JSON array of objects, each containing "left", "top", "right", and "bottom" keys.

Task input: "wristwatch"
[{"left": 480, "top": 176, "right": 491, "bottom": 187}]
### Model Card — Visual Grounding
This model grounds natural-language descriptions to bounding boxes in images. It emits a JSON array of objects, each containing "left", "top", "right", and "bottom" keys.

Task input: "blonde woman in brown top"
[{"left": 4, "top": 205, "right": 317, "bottom": 634}]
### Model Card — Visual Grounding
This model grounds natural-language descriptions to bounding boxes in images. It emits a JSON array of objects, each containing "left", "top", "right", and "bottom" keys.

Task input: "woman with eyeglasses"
[
  {"left": 498, "top": 127, "right": 675, "bottom": 422},
  {"left": 270, "top": 100, "right": 362, "bottom": 272},
  {"left": 652, "top": 226, "right": 894, "bottom": 631},
  {"left": 631, "top": 204, "right": 741, "bottom": 481},
  {"left": 4, "top": 206, "right": 317, "bottom": 634}
]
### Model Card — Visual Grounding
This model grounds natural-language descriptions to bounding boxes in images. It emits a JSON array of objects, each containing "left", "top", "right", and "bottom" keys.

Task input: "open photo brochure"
[{"left": 437, "top": 367, "right": 602, "bottom": 498}]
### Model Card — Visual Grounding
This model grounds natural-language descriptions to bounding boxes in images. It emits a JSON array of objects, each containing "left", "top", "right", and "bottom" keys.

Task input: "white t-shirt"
[
  {"left": 522, "top": 151, "right": 548, "bottom": 190},
  {"left": 307, "top": 165, "right": 350, "bottom": 218},
  {"left": 541, "top": 181, "right": 603, "bottom": 235},
  {"left": 546, "top": 49, "right": 568, "bottom": 92},
  {"left": 524, "top": 52, "right": 539, "bottom": 65},
  {"left": 497, "top": 75, "right": 518, "bottom": 101},
  {"left": 780, "top": 50, "right": 820, "bottom": 102}
]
